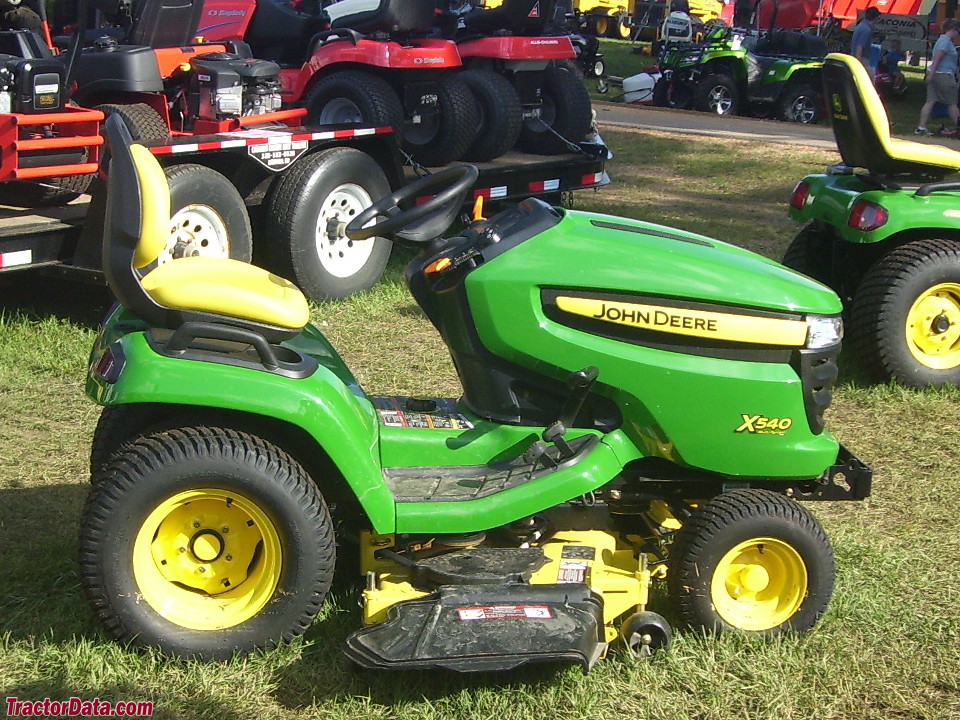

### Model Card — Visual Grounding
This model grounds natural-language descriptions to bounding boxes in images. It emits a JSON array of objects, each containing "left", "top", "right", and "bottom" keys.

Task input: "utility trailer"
[{"left": 0, "top": 121, "right": 610, "bottom": 300}]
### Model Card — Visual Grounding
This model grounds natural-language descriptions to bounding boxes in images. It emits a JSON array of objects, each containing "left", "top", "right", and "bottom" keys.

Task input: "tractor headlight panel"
[{"left": 805, "top": 314, "right": 843, "bottom": 349}]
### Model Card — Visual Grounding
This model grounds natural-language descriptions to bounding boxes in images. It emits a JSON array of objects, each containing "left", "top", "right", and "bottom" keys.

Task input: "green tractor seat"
[
  {"left": 824, "top": 52, "right": 960, "bottom": 179},
  {"left": 102, "top": 114, "right": 309, "bottom": 343}
]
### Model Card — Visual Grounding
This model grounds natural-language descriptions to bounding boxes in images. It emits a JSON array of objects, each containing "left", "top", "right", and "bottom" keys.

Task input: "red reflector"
[
  {"left": 848, "top": 200, "right": 889, "bottom": 231},
  {"left": 94, "top": 345, "right": 124, "bottom": 384},
  {"left": 790, "top": 181, "right": 810, "bottom": 210}
]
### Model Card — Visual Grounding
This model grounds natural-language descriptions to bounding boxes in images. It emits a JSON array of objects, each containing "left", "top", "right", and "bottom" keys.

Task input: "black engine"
[{"left": 188, "top": 52, "right": 282, "bottom": 121}]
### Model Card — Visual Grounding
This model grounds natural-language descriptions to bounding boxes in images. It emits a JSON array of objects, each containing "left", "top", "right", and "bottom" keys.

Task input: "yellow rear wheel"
[
  {"left": 80, "top": 426, "right": 335, "bottom": 659},
  {"left": 905, "top": 282, "right": 960, "bottom": 369},
  {"left": 668, "top": 489, "right": 833, "bottom": 634}
]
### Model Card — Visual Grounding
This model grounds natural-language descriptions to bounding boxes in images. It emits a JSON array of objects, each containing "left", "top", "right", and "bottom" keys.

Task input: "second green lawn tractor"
[
  {"left": 78, "top": 114, "right": 870, "bottom": 671},
  {"left": 788, "top": 53, "right": 960, "bottom": 389}
]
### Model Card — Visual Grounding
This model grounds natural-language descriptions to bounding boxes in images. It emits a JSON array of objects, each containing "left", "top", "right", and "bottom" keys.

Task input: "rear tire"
[
  {"left": 694, "top": 73, "right": 739, "bottom": 115},
  {"left": 305, "top": 71, "right": 405, "bottom": 139},
  {"left": 517, "top": 64, "right": 592, "bottom": 155},
  {"left": 459, "top": 69, "right": 522, "bottom": 162},
  {"left": 164, "top": 164, "right": 253, "bottom": 263},
  {"left": 779, "top": 83, "right": 822, "bottom": 124},
  {"left": 264, "top": 147, "right": 392, "bottom": 300},
  {"left": 849, "top": 238, "right": 960, "bottom": 387},
  {"left": 402, "top": 74, "right": 479, "bottom": 167},
  {"left": 80, "top": 427, "right": 336, "bottom": 659},
  {"left": 668, "top": 489, "right": 834, "bottom": 634}
]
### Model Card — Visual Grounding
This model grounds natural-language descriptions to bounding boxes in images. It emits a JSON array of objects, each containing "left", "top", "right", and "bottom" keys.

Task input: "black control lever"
[{"left": 542, "top": 366, "right": 599, "bottom": 459}]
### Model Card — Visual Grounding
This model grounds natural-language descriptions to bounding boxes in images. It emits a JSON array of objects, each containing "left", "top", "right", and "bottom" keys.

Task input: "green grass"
[{"left": 2, "top": 130, "right": 960, "bottom": 719}]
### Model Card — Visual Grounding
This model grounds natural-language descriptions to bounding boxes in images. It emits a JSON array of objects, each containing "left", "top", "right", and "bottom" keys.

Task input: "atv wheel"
[
  {"left": 517, "top": 65, "right": 593, "bottom": 155},
  {"left": 849, "top": 238, "right": 960, "bottom": 387},
  {"left": 306, "top": 71, "right": 404, "bottom": 139},
  {"left": 79, "top": 427, "right": 335, "bottom": 659},
  {"left": 459, "top": 69, "right": 522, "bottom": 162},
  {"left": 694, "top": 73, "right": 739, "bottom": 116},
  {"left": 264, "top": 147, "right": 391, "bottom": 300},
  {"left": 403, "top": 74, "right": 479, "bottom": 167},
  {"left": 779, "top": 84, "right": 822, "bottom": 124},
  {"left": 668, "top": 489, "right": 834, "bottom": 634},
  {"left": 782, "top": 223, "right": 834, "bottom": 286},
  {"left": 620, "top": 611, "right": 672, "bottom": 657},
  {"left": 164, "top": 164, "right": 253, "bottom": 263}
]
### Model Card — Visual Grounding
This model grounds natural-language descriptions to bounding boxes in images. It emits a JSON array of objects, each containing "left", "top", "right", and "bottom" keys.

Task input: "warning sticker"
[
  {"left": 456, "top": 605, "right": 553, "bottom": 621},
  {"left": 557, "top": 560, "right": 588, "bottom": 584},
  {"left": 372, "top": 396, "right": 474, "bottom": 430}
]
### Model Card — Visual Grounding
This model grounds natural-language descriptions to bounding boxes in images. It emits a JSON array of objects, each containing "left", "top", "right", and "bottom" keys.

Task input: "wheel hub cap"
[
  {"left": 710, "top": 537, "right": 807, "bottom": 631},
  {"left": 906, "top": 283, "right": 960, "bottom": 369},
  {"left": 315, "top": 183, "right": 378, "bottom": 278},
  {"left": 133, "top": 488, "right": 282, "bottom": 630}
]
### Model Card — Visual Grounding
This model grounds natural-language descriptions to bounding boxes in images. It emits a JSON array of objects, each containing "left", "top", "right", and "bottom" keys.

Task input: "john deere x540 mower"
[
  {"left": 788, "top": 53, "right": 960, "bottom": 388},
  {"left": 79, "top": 114, "right": 870, "bottom": 671}
]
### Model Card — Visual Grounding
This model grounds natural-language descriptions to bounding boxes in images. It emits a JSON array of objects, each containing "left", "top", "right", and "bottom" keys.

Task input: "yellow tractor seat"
[
  {"left": 102, "top": 115, "right": 309, "bottom": 342},
  {"left": 824, "top": 52, "right": 960, "bottom": 179}
]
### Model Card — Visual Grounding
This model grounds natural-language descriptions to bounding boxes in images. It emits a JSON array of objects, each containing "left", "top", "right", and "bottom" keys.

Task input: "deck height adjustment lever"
[{"left": 543, "top": 366, "right": 599, "bottom": 459}]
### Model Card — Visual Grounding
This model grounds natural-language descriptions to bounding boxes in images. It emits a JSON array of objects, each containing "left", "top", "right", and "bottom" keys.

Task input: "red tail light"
[
  {"left": 848, "top": 200, "right": 889, "bottom": 231},
  {"left": 790, "top": 181, "right": 810, "bottom": 210},
  {"left": 93, "top": 344, "right": 125, "bottom": 384}
]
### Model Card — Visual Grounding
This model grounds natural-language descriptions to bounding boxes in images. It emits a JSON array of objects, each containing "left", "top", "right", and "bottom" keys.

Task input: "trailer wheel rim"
[
  {"left": 710, "top": 537, "right": 807, "bottom": 631},
  {"left": 165, "top": 205, "right": 230, "bottom": 262},
  {"left": 133, "top": 488, "right": 283, "bottom": 631},
  {"left": 318, "top": 97, "right": 364, "bottom": 125},
  {"left": 906, "top": 282, "right": 960, "bottom": 369},
  {"left": 315, "top": 182, "right": 378, "bottom": 278}
]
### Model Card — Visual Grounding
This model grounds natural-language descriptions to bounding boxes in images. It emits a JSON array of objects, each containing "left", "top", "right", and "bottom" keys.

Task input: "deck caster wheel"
[{"left": 620, "top": 611, "right": 672, "bottom": 657}]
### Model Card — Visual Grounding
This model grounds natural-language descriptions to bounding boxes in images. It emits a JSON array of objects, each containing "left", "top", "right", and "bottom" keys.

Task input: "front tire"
[
  {"left": 517, "top": 64, "right": 593, "bottom": 155},
  {"left": 694, "top": 73, "right": 739, "bottom": 116},
  {"left": 459, "top": 69, "right": 522, "bottom": 162},
  {"left": 164, "top": 164, "right": 253, "bottom": 263},
  {"left": 849, "top": 238, "right": 960, "bottom": 387},
  {"left": 79, "top": 427, "right": 336, "bottom": 659},
  {"left": 781, "top": 223, "right": 834, "bottom": 287},
  {"left": 668, "top": 489, "right": 834, "bottom": 634},
  {"left": 779, "top": 83, "right": 822, "bottom": 124},
  {"left": 264, "top": 147, "right": 392, "bottom": 300}
]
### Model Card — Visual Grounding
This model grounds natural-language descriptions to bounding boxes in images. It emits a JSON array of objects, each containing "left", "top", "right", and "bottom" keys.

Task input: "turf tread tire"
[
  {"left": 668, "top": 489, "right": 834, "bottom": 634},
  {"left": 79, "top": 426, "right": 335, "bottom": 659},
  {"left": 848, "top": 237, "right": 960, "bottom": 387},
  {"left": 404, "top": 74, "right": 479, "bottom": 167},
  {"left": 305, "top": 71, "right": 404, "bottom": 140},
  {"left": 517, "top": 64, "right": 592, "bottom": 155},
  {"left": 459, "top": 69, "right": 522, "bottom": 162}
]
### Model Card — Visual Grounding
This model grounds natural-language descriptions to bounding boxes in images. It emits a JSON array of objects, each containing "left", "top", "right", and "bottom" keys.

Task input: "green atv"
[
  {"left": 788, "top": 53, "right": 960, "bottom": 388},
  {"left": 654, "top": 0, "right": 826, "bottom": 123},
  {"left": 79, "top": 114, "right": 870, "bottom": 671}
]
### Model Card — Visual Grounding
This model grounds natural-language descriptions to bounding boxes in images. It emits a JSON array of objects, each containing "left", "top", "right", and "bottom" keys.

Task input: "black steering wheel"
[{"left": 345, "top": 165, "right": 479, "bottom": 246}]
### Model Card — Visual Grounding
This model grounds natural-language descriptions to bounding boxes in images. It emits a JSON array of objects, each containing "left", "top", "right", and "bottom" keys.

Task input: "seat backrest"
[
  {"left": 102, "top": 114, "right": 175, "bottom": 326},
  {"left": 461, "top": 0, "right": 558, "bottom": 36},
  {"left": 327, "top": 0, "right": 435, "bottom": 34},
  {"left": 127, "top": 0, "right": 204, "bottom": 47}
]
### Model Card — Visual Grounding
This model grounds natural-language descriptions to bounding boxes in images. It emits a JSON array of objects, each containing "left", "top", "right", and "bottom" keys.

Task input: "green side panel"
[
  {"left": 462, "top": 211, "right": 841, "bottom": 479},
  {"left": 393, "top": 437, "right": 625, "bottom": 534},
  {"left": 791, "top": 173, "right": 960, "bottom": 245},
  {"left": 86, "top": 314, "right": 396, "bottom": 532}
]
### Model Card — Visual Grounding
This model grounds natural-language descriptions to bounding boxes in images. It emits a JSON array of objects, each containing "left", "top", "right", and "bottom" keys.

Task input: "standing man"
[
  {"left": 916, "top": 19, "right": 960, "bottom": 136},
  {"left": 851, "top": 7, "right": 881, "bottom": 79}
]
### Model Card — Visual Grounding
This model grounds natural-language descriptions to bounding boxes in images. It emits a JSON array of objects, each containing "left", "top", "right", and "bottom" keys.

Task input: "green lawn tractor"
[
  {"left": 788, "top": 53, "right": 960, "bottom": 389},
  {"left": 654, "top": 0, "right": 826, "bottom": 123},
  {"left": 78, "top": 114, "right": 870, "bottom": 671}
]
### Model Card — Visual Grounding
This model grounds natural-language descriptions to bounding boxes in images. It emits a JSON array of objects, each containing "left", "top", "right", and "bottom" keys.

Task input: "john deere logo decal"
[
  {"left": 555, "top": 296, "right": 808, "bottom": 346},
  {"left": 831, "top": 93, "right": 848, "bottom": 120}
]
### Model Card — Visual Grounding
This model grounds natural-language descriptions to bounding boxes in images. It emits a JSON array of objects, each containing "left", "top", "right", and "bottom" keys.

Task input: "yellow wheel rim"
[
  {"left": 616, "top": 20, "right": 632, "bottom": 39},
  {"left": 906, "top": 282, "right": 960, "bottom": 369},
  {"left": 594, "top": 16, "right": 610, "bottom": 35},
  {"left": 710, "top": 537, "right": 807, "bottom": 631},
  {"left": 133, "top": 488, "right": 283, "bottom": 631}
]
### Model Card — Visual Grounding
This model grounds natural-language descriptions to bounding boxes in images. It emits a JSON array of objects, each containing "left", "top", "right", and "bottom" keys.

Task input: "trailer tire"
[
  {"left": 305, "top": 71, "right": 404, "bottom": 140},
  {"left": 264, "top": 147, "right": 391, "bottom": 300},
  {"left": 80, "top": 426, "right": 335, "bottom": 659},
  {"left": 779, "top": 83, "right": 822, "bottom": 124},
  {"left": 163, "top": 164, "right": 252, "bottom": 263},
  {"left": 459, "top": 69, "right": 522, "bottom": 162},
  {"left": 403, "top": 74, "right": 479, "bottom": 167},
  {"left": 694, "top": 73, "right": 739, "bottom": 116},
  {"left": 517, "top": 64, "right": 592, "bottom": 155},
  {"left": 668, "top": 489, "right": 834, "bottom": 634},
  {"left": 849, "top": 238, "right": 960, "bottom": 387}
]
